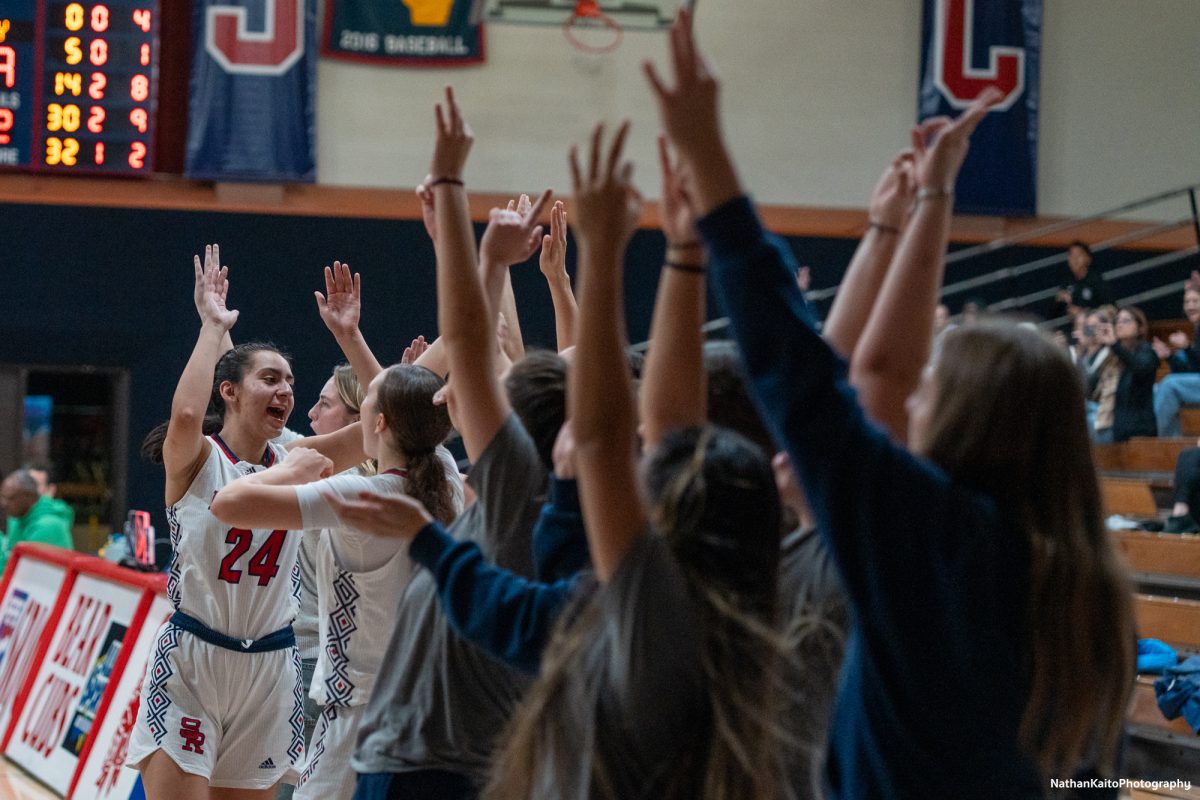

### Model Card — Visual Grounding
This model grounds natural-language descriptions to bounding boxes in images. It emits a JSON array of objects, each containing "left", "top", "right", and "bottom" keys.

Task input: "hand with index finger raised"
[
  {"left": 914, "top": 86, "right": 1003, "bottom": 192},
  {"left": 430, "top": 85, "right": 473, "bottom": 182}
]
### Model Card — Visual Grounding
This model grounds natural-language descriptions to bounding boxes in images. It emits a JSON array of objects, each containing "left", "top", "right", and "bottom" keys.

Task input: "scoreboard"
[{"left": 0, "top": 1, "right": 160, "bottom": 175}]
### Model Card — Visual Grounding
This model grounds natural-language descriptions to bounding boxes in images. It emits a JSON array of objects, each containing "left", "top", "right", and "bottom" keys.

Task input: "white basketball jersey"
[
  {"left": 166, "top": 435, "right": 300, "bottom": 640},
  {"left": 308, "top": 472, "right": 412, "bottom": 708},
  {"left": 306, "top": 458, "right": 463, "bottom": 707}
]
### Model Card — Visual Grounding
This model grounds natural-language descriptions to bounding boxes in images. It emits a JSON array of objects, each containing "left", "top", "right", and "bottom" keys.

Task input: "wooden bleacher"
[
  {"left": 1136, "top": 594, "right": 1200, "bottom": 651},
  {"left": 1095, "top": 438, "right": 1195, "bottom": 475},
  {"left": 1181, "top": 408, "right": 1200, "bottom": 437},
  {"left": 1127, "top": 593, "right": 1200, "bottom": 790},
  {"left": 1103, "top": 478, "right": 1160, "bottom": 517},
  {"left": 1118, "top": 532, "right": 1200, "bottom": 584}
]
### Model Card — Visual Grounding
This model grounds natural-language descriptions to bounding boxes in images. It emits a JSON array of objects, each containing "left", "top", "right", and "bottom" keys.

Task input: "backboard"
[{"left": 480, "top": 0, "right": 693, "bottom": 31}]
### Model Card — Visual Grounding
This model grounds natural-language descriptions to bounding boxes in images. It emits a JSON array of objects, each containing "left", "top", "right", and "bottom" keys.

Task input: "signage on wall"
[
  {"left": 324, "top": 0, "right": 484, "bottom": 66},
  {"left": 186, "top": 0, "right": 318, "bottom": 181},
  {"left": 919, "top": 0, "right": 1041, "bottom": 216}
]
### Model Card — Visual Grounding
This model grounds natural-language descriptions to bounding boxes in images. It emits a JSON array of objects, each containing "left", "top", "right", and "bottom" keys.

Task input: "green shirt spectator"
[{"left": 0, "top": 470, "right": 75, "bottom": 575}]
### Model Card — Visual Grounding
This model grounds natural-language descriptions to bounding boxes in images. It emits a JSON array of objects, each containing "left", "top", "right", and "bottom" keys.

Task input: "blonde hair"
[
  {"left": 925, "top": 322, "right": 1134, "bottom": 775},
  {"left": 331, "top": 364, "right": 375, "bottom": 475}
]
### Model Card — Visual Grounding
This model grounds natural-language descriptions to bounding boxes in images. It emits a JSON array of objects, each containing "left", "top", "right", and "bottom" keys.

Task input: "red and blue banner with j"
[
  {"left": 919, "top": 0, "right": 1041, "bottom": 216},
  {"left": 186, "top": 0, "right": 318, "bottom": 182}
]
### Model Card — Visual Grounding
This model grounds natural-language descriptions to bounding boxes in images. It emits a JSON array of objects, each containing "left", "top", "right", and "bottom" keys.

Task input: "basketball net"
[{"left": 564, "top": 0, "right": 623, "bottom": 55}]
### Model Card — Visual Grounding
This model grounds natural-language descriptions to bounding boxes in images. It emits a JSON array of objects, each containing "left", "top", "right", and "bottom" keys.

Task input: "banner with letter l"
[
  {"left": 919, "top": 0, "right": 1041, "bottom": 216},
  {"left": 324, "top": 0, "right": 484, "bottom": 66},
  {"left": 186, "top": 0, "right": 318, "bottom": 181}
]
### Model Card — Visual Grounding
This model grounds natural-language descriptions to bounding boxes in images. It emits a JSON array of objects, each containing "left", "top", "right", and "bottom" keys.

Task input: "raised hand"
[
  {"left": 281, "top": 446, "right": 334, "bottom": 483},
  {"left": 911, "top": 87, "right": 1002, "bottom": 192},
  {"left": 323, "top": 489, "right": 433, "bottom": 540},
  {"left": 315, "top": 261, "right": 362, "bottom": 339},
  {"left": 193, "top": 243, "right": 239, "bottom": 330},
  {"left": 1152, "top": 337, "right": 1172, "bottom": 360},
  {"left": 430, "top": 85, "right": 473, "bottom": 182},
  {"left": 402, "top": 335, "right": 430, "bottom": 364},
  {"left": 657, "top": 135, "right": 697, "bottom": 247},
  {"left": 869, "top": 150, "right": 917, "bottom": 229},
  {"left": 539, "top": 201, "right": 569, "bottom": 280},
  {"left": 569, "top": 121, "right": 642, "bottom": 252},
  {"left": 643, "top": 7, "right": 720, "bottom": 163},
  {"left": 480, "top": 190, "right": 553, "bottom": 267}
]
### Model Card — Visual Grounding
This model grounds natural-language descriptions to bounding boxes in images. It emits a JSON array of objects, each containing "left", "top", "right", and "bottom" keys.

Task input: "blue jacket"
[
  {"left": 407, "top": 477, "right": 589, "bottom": 674},
  {"left": 699, "top": 196, "right": 1043, "bottom": 799},
  {"left": 1155, "top": 655, "right": 1200, "bottom": 733}
]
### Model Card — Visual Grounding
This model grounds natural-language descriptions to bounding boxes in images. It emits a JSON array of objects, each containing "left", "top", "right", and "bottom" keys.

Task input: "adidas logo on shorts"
[{"left": 259, "top": 758, "right": 276, "bottom": 769}]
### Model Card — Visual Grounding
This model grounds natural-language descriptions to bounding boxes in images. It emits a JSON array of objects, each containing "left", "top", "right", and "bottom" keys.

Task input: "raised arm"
[
  {"left": 647, "top": 10, "right": 994, "bottom": 615},
  {"left": 849, "top": 89, "right": 1000, "bottom": 441},
  {"left": 539, "top": 201, "right": 579, "bottom": 352},
  {"left": 164, "top": 245, "right": 239, "bottom": 504},
  {"left": 569, "top": 122, "right": 646, "bottom": 582},
  {"left": 643, "top": 10, "right": 741, "bottom": 219},
  {"left": 639, "top": 136, "right": 707, "bottom": 449},
  {"left": 195, "top": 242, "right": 234, "bottom": 357},
  {"left": 315, "top": 261, "right": 385, "bottom": 388},
  {"left": 478, "top": 191, "right": 551, "bottom": 361},
  {"left": 822, "top": 152, "right": 915, "bottom": 360},
  {"left": 429, "top": 86, "right": 512, "bottom": 462},
  {"left": 490, "top": 194, "right": 538, "bottom": 362},
  {"left": 286, "top": 421, "right": 365, "bottom": 475}
]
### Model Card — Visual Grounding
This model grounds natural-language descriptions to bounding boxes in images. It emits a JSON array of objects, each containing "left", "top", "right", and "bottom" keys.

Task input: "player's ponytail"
[
  {"left": 140, "top": 415, "right": 222, "bottom": 464},
  {"left": 377, "top": 365, "right": 456, "bottom": 525}
]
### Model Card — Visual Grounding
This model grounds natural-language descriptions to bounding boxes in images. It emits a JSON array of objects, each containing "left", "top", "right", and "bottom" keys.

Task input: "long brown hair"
[
  {"left": 486, "top": 426, "right": 794, "bottom": 800},
  {"left": 376, "top": 364, "right": 456, "bottom": 525},
  {"left": 923, "top": 322, "right": 1134, "bottom": 776}
]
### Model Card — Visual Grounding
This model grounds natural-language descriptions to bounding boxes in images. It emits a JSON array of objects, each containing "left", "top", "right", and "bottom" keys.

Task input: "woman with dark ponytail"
[{"left": 210, "top": 363, "right": 463, "bottom": 800}]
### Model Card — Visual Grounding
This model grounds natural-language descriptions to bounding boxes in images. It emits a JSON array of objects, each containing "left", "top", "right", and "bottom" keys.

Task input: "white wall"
[{"left": 315, "top": 0, "right": 1200, "bottom": 219}]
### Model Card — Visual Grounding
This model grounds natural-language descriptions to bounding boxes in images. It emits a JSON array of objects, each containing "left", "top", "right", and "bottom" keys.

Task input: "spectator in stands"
[
  {"left": 1163, "top": 447, "right": 1200, "bottom": 533},
  {"left": 933, "top": 303, "right": 953, "bottom": 336},
  {"left": 960, "top": 296, "right": 985, "bottom": 326},
  {"left": 1055, "top": 241, "right": 1111, "bottom": 317},
  {"left": 1069, "top": 309, "right": 1112, "bottom": 434},
  {"left": 24, "top": 464, "right": 59, "bottom": 498},
  {"left": 0, "top": 468, "right": 74, "bottom": 574},
  {"left": 1152, "top": 276, "right": 1200, "bottom": 436},
  {"left": 1096, "top": 306, "right": 1157, "bottom": 442}
]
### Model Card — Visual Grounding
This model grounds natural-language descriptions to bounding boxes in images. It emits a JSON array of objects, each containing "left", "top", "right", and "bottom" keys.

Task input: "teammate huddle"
[{"left": 125, "top": 11, "right": 1136, "bottom": 800}]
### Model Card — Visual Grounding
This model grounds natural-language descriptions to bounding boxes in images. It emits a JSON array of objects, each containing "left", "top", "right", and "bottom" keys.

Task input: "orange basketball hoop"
[{"left": 563, "top": 0, "right": 623, "bottom": 54}]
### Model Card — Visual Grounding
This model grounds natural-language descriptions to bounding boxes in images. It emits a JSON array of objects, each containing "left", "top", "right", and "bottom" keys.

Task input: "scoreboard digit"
[
  {"left": 41, "top": 1, "right": 159, "bottom": 173},
  {"left": 0, "top": 0, "right": 159, "bottom": 175}
]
